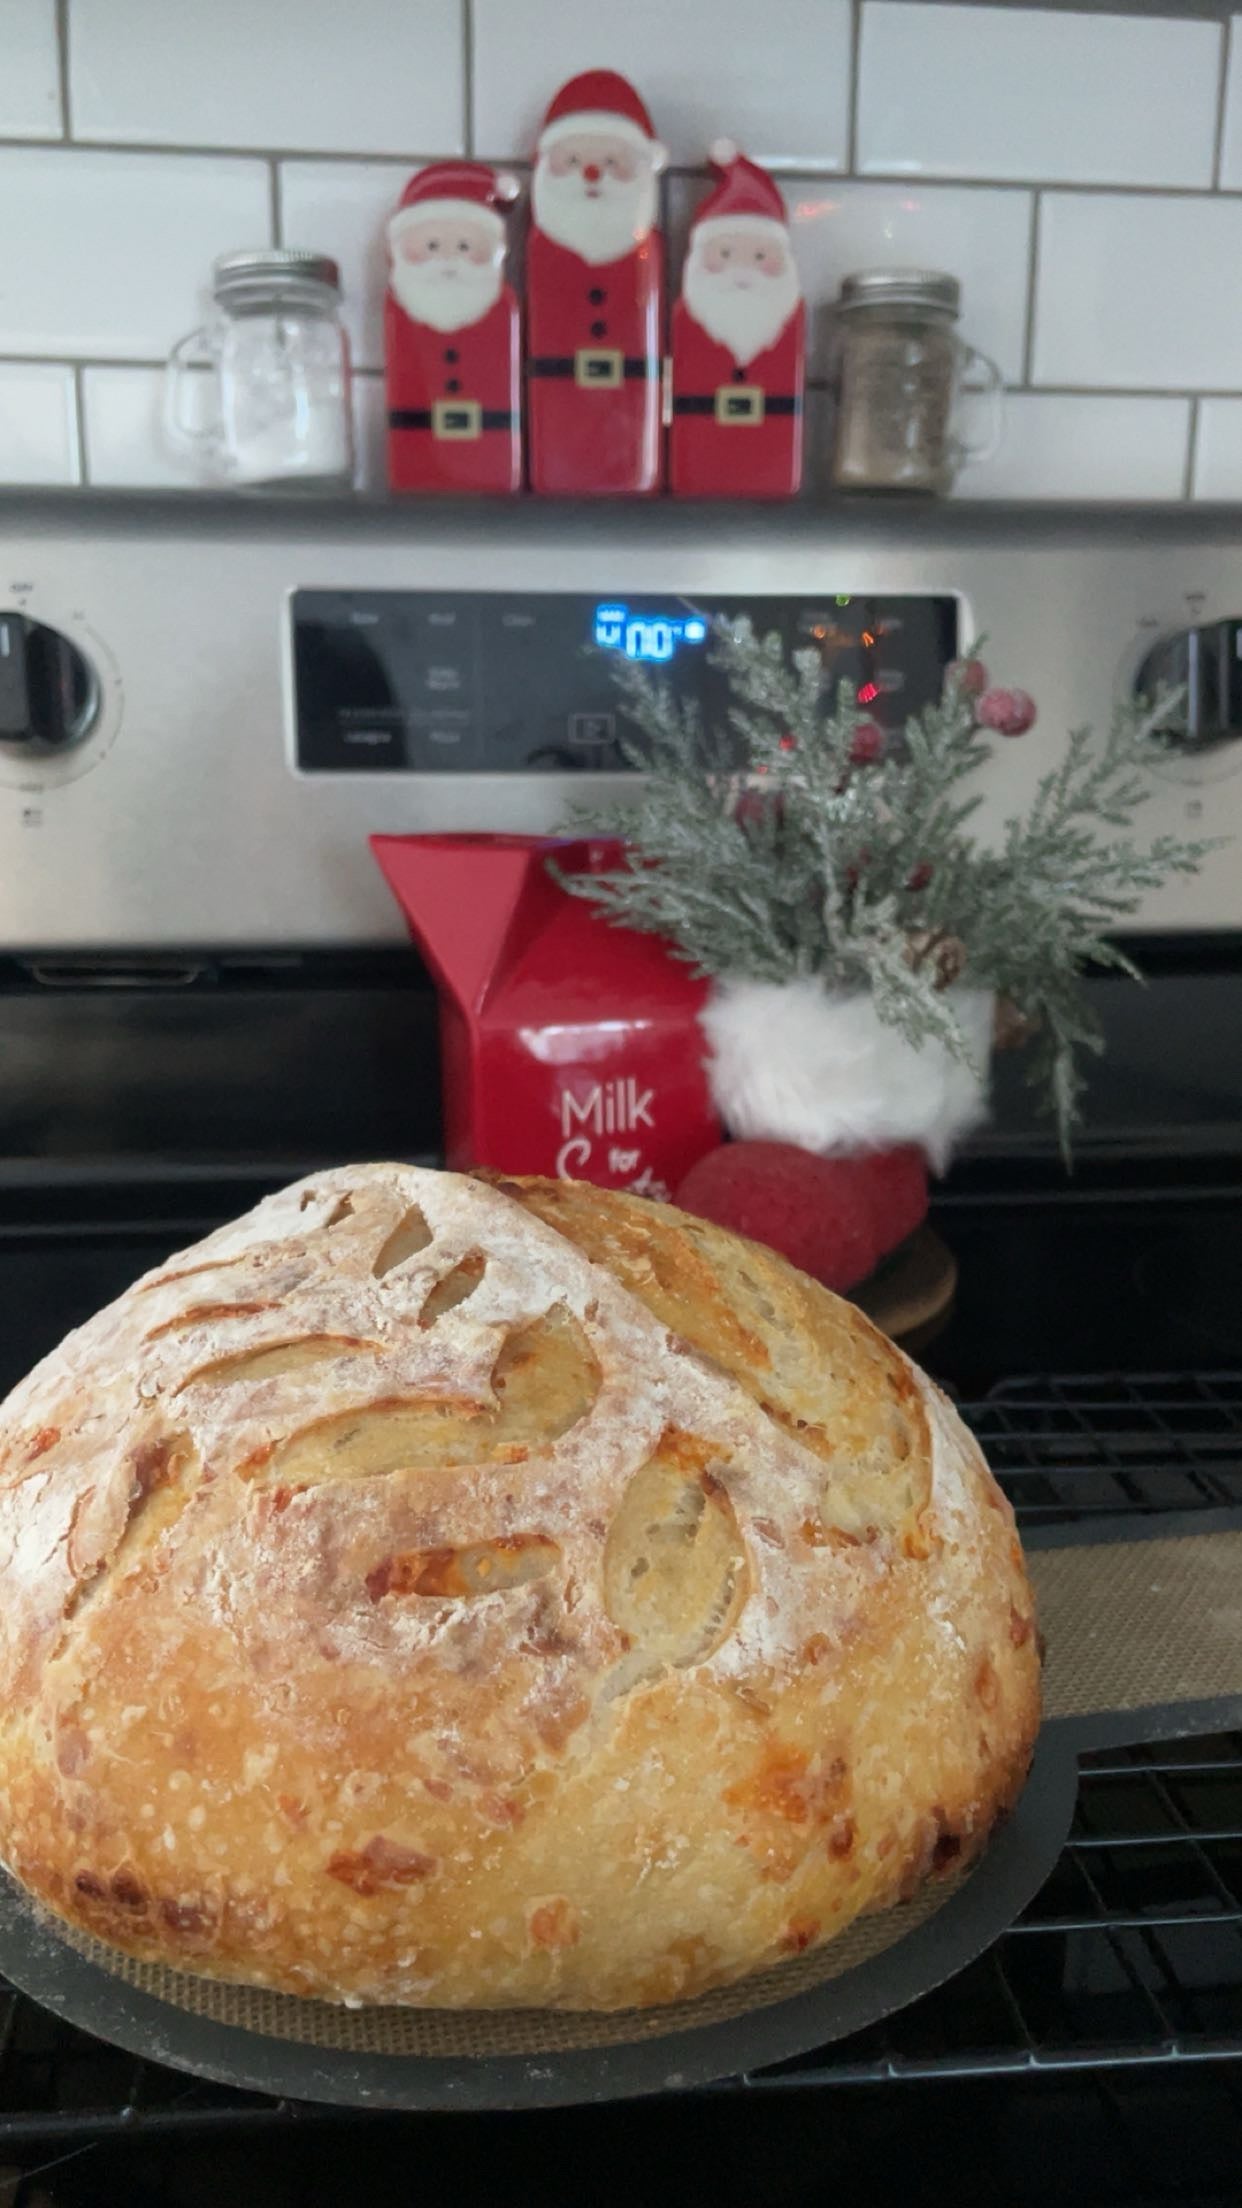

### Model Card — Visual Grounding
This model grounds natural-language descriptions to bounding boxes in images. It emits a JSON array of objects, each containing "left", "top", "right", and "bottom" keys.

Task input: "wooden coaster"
[{"left": 849, "top": 1225, "right": 958, "bottom": 1349}]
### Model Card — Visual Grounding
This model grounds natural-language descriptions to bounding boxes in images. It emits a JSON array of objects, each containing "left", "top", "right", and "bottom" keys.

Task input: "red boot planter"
[
  {"left": 385, "top": 162, "right": 522, "bottom": 494},
  {"left": 672, "top": 976, "right": 994, "bottom": 1292},
  {"left": 677, "top": 1141, "right": 928, "bottom": 1295},
  {"left": 669, "top": 141, "right": 805, "bottom": 499},
  {"left": 371, "top": 835, "right": 720, "bottom": 1194},
  {"left": 525, "top": 70, "right": 666, "bottom": 496}
]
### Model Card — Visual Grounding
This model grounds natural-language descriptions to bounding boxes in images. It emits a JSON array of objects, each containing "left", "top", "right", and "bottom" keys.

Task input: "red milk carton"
[{"left": 371, "top": 834, "right": 720, "bottom": 1197}]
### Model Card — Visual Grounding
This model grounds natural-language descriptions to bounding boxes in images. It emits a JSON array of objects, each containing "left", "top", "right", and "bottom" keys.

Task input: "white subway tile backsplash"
[
  {"left": 858, "top": 4, "right": 1220, "bottom": 189},
  {"left": 280, "top": 162, "right": 409, "bottom": 374},
  {"left": 0, "top": 365, "right": 79, "bottom": 484},
  {"left": 0, "top": 149, "right": 270, "bottom": 360},
  {"left": 715, "top": 179, "right": 1032, "bottom": 383},
  {"left": 70, "top": 0, "right": 462, "bottom": 156},
  {"left": 1192, "top": 400, "right": 1242, "bottom": 498},
  {"left": 0, "top": 0, "right": 62, "bottom": 139},
  {"left": 1216, "top": 19, "right": 1242, "bottom": 190},
  {"left": 1034, "top": 193, "right": 1242, "bottom": 392},
  {"left": 471, "top": 0, "right": 852, "bottom": 170},
  {"left": 81, "top": 365, "right": 208, "bottom": 487},
  {"left": 952, "top": 393, "right": 1190, "bottom": 501},
  {"left": 0, "top": 2, "right": 1234, "bottom": 499}
]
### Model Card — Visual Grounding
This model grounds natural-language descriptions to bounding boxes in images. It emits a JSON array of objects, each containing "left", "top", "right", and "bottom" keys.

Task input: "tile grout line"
[
  {"left": 268, "top": 159, "right": 282, "bottom": 246},
  {"left": 70, "top": 364, "right": 89, "bottom": 487},
  {"left": 1212, "top": 14, "right": 1232, "bottom": 187},
  {"left": 846, "top": 0, "right": 863, "bottom": 177},
  {"left": 1022, "top": 191, "right": 1041, "bottom": 385},
  {"left": 462, "top": 0, "right": 475, "bottom": 157},
  {"left": 0, "top": 353, "right": 1227, "bottom": 401},
  {"left": 54, "top": 0, "right": 71, "bottom": 139},
  {"left": 4, "top": 135, "right": 1242, "bottom": 200},
  {"left": 1184, "top": 397, "right": 1203, "bottom": 500}
]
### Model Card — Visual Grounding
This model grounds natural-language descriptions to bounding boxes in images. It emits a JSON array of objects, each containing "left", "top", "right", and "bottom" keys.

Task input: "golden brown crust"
[{"left": 0, "top": 1167, "right": 1040, "bottom": 2010}]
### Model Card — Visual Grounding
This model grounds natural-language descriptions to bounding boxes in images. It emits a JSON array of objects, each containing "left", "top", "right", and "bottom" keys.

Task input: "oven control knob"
[
  {"left": 0, "top": 613, "right": 99, "bottom": 754},
  {"left": 1135, "top": 619, "right": 1242, "bottom": 754}
]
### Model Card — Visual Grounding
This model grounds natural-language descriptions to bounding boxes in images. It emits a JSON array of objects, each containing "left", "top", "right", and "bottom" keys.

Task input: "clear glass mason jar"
[
  {"left": 165, "top": 250, "right": 355, "bottom": 491},
  {"left": 830, "top": 270, "right": 1003, "bottom": 495}
]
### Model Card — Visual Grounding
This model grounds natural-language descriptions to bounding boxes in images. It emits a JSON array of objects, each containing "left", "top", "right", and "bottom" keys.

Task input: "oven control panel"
[{"left": 290, "top": 589, "right": 958, "bottom": 773}]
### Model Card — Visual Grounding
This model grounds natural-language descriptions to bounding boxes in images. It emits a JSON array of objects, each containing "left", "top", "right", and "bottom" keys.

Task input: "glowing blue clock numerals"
[
  {"left": 592, "top": 604, "right": 711, "bottom": 663},
  {"left": 627, "top": 617, "right": 675, "bottom": 662},
  {"left": 594, "top": 605, "right": 626, "bottom": 652}
]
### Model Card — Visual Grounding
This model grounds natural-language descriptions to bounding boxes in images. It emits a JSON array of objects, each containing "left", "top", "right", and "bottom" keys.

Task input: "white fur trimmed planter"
[{"left": 700, "top": 979, "right": 994, "bottom": 1173}]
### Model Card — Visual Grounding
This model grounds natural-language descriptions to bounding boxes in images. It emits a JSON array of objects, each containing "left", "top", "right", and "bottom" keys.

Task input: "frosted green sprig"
[{"left": 555, "top": 622, "right": 1219, "bottom": 1156}]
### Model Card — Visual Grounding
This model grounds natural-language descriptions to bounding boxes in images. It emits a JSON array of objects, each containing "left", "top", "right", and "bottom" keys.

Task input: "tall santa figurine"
[
  {"left": 385, "top": 162, "right": 522, "bottom": 495},
  {"left": 526, "top": 70, "right": 666, "bottom": 496},
  {"left": 670, "top": 142, "right": 805, "bottom": 499}
]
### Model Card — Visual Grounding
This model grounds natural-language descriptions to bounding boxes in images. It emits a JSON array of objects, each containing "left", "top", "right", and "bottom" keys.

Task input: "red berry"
[
  {"left": 976, "top": 686, "right": 1037, "bottom": 737},
  {"left": 906, "top": 861, "right": 933, "bottom": 891},
  {"left": 779, "top": 732, "right": 797, "bottom": 752},
  {"left": 948, "top": 657, "right": 988, "bottom": 698},
  {"left": 850, "top": 720, "right": 885, "bottom": 765}
]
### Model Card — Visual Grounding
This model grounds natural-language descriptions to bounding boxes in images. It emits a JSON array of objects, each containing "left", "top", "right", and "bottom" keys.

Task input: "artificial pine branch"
[{"left": 555, "top": 622, "right": 1220, "bottom": 1151}]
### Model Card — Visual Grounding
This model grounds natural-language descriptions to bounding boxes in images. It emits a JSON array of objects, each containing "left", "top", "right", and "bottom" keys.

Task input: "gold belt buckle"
[
  {"left": 715, "top": 384, "right": 765, "bottom": 425},
  {"left": 432, "top": 398, "right": 482, "bottom": 439},
  {"left": 575, "top": 348, "right": 624, "bottom": 389}
]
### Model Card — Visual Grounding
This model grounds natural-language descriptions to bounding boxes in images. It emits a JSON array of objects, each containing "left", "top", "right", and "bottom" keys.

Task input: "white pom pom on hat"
[
  {"left": 709, "top": 137, "right": 740, "bottom": 167},
  {"left": 700, "top": 978, "right": 993, "bottom": 1173}
]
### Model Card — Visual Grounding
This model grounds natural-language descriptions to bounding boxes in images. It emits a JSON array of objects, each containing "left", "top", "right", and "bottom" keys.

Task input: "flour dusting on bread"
[{"left": 0, "top": 1165, "right": 1039, "bottom": 2012}]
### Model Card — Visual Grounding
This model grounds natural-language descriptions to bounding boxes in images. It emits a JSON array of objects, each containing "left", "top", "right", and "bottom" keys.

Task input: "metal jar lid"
[
  {"left": 211, "top": 248, "right": 342, "bottom": 304},
  {"left": 836, "top": 269, "right": 961, "bottom": 318}
]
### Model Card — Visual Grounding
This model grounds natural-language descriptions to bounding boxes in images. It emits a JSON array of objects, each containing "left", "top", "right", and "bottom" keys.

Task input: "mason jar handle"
[
  {"left": 163, "top": 326, "right": 223, "bottom": 465},
  {"left": 952, "top": 342, "right": 1005, "bottom": 465}
]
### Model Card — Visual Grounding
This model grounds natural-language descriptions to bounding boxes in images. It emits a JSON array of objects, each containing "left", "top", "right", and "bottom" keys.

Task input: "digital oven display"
[{"left": 291, "top": 590, "right": 958, "bottom": 773}]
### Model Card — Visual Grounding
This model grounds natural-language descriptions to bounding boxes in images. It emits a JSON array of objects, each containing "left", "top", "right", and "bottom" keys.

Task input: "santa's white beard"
[
  {"left": 389, "top": 255, "right": 501, "bottom": 334},
  {"left": 533, "top": 162, "right": 657, "bottom": 266},
  {"left": 683, "top": 247, "right": 800, "bottom": 367}
]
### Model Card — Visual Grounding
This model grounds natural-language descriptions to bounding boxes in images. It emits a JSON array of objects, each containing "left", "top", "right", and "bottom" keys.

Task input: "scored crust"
[{"left": 0, "top": 1166, "right": 1040, "bottom": 2011}]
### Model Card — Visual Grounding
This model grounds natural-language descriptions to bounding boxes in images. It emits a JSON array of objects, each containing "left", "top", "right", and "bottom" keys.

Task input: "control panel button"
[{"left": 569, "top": 711, "right": 616, "bottom": 747}]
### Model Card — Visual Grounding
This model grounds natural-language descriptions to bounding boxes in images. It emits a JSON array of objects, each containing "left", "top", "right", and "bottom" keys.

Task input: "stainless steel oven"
[{"left": 1, "top": 493, "right": 1241, "bottom": 2206}]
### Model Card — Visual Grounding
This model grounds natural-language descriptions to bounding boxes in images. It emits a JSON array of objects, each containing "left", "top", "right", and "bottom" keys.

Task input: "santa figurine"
[
  {"left": 385, "top": 161, "right": 522, "bottom": 495},
  {"left": 669, "top": 141, "right": 805, "bottom": 499},
  {"left": 526, "top": 70, "right": 666, "bottom": 496}
]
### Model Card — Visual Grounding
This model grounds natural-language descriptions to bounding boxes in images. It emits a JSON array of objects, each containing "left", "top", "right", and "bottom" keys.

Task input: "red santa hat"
[
  {"left": 388, "top": 161, "right": 519, "bottom": 246},
  {"left": 537, "top": 69, "right": 666, "bottom": 171},
  {"left": 690, "top": 140, "right": 789, "bottom": 247}
]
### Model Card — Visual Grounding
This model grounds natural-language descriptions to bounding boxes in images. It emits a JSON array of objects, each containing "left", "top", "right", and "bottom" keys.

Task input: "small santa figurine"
[
  {"left": 526, "top": 70, "right": 666, "bottom": 497},
  {"left": 669, "top": 142, "right": 805, "bottom": 499},
  {"left": 384, "top": 161, "right": 522, "bottom": 495}
]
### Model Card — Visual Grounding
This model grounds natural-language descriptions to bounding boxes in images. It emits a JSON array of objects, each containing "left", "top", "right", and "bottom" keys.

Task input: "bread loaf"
[{"left": 0, "top": 1166, "right": 1039, "bottom": 2011}]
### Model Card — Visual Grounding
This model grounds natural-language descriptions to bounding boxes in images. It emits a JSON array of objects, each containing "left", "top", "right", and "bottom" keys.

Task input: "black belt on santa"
[
  {"left": 672, "top": 394, "right": 802, "bottom": 415},
  {"left": 527, "top": 356, "right": 652, "bottom": 378},
  {"left": 388, "top": 408, "right": 517, "bottom": 429}
]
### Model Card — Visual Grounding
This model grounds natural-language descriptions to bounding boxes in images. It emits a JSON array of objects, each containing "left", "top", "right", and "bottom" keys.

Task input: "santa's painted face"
[
  {"left": 388, "top": 212, "right": 503, "bottom": 333},
  {"left": 683, "top": 222, "right": 800, "bottom": 366},
  {"left": 533, "top": 130, "right": 657, "bottom": 265}
]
